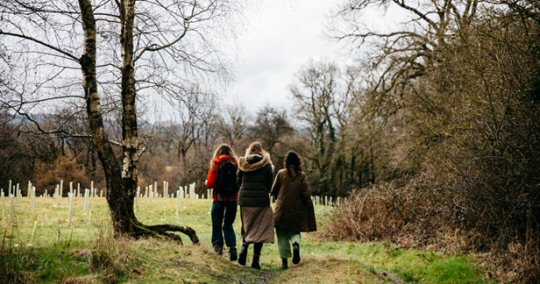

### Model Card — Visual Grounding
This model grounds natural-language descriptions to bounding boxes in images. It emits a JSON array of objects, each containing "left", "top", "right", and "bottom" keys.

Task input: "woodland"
[{"left": 0, "top": 0, "right": 539, "bottom": 282}]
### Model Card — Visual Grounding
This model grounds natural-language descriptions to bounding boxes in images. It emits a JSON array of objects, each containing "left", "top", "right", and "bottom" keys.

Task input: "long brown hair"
[
  {"left": 244, "top": 141, "right": 266, "bottom": 157},
  {"left": 210, "top": 144, "right": 238, "bottom": 169},
  {"left": 284, "top": 150, "right": 302, "bottom": 176}
]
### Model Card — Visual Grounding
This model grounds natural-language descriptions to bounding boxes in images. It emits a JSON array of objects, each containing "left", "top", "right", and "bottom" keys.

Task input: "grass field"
[{"left": 1, "top": 196, "right": 492, "bottom": 283}]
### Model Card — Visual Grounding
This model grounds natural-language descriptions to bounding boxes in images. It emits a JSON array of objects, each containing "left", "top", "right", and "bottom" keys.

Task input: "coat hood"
[
  {"left": 214, "top": 154, "right": 235, "bottom": 164},
  {"left": 238, "top": 152, "right": 273, "bottom": 172}
]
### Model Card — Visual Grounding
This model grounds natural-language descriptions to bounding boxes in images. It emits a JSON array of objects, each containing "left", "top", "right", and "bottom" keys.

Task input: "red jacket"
[{"left": 205, "top": 154, "right": 238, "bottom": 202}]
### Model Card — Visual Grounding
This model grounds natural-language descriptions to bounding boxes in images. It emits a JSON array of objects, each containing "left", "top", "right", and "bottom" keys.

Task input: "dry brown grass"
[
  {"left": 88, "top": 229, "right": 143, "bottom": 284},
  {"left": 319, "top": 178, "right": 441, "bottom": 248},
  {"left": 321, "top": 175, "right": 540, "bottom": 283}
]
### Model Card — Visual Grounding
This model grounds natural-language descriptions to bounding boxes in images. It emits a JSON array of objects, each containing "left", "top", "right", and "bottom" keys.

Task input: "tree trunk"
[
  {"left": 114, "top": 0, "right": 139, "bottom": 235},
  {"left": 181, "top": 148, "right": 188, "bottom": 185},
  {"left": 77, "top": 0, "right": 198, "bottom": 244}
]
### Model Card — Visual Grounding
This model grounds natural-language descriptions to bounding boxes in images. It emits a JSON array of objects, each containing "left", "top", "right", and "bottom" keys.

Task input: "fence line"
[
  {"left": 3, "top": 179, "right": 342, "bottom": 203},
  {"left": 1, "top": 179, "right": 341, "bottom": 226}
]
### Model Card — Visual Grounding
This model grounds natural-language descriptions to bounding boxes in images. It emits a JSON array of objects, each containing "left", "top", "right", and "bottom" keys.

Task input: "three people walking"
[{"left": 205, "top": 143, "right": 316, "bottom": 270}]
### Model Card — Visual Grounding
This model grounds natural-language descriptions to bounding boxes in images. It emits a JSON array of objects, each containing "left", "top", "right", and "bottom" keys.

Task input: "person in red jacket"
[{"left": 205, "top": 144, "right": 239, "bottom": 260}]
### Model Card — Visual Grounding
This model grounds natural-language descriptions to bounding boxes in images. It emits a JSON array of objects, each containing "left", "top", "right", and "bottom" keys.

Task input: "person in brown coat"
[
  {"left": 237, "top": 142, "right": 275, "bottom": 269},
  {"left": 271, "top": 150, "right": 317, "bottom": 269}
]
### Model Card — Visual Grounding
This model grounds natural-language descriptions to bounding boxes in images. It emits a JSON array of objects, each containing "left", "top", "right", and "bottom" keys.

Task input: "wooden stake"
[
  {"left": 16, "top": 183, "right": 21, "bottom": 206},
  {"left": 176, "top": 189, "right": 180, "bottom": 220},
  {"left": 84, "top": 189, "right": 89, "bottom": 212},
  {"left": 163, "top": 181, "right": 167, "bottom": 199},
  {"left": 9, "top": 193, "right": 15, "bottom": 224},
  {"left": 31, "top": 186, "right": 36, "bottom": 213},
  {"left": 27, "top": 181, "right": 32, "bottom": 199},
  {"left": 67, "top": 192, "right": 74, "bottom": 223},
  {"left": 190, "top": 183, "right": 196, "bottom": 200},
  {"left": 184, "top": 186, "right": 188, "bottom": 208}
]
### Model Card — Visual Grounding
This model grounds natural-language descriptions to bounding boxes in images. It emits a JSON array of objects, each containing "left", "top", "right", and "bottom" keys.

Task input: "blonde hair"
[
  {"left": 244, "top": 141, "right": 265, "bottom": 157},
  {"left": 209, "top": 144, "right": 238, "bottom": 169}
]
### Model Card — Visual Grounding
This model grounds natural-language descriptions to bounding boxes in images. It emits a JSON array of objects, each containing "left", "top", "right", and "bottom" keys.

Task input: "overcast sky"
[
  {"left": 147, "top": 0, "right": 406, "bottom": 121},
  {"left": 219, "top": 0, "right": 406, "bottom": 113},
  {"left": 221, "top": 0, "right": 348, "bottom": 111}
]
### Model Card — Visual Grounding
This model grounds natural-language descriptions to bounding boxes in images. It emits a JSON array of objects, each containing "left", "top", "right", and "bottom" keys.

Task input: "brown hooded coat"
[{"left": 271, "top": 169, "right": 317, "bottom": 232}]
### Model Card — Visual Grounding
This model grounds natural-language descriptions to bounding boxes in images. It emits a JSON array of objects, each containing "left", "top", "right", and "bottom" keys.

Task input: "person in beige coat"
[{"left": 271, "top": 150, "right": 317, "bottom": 269}]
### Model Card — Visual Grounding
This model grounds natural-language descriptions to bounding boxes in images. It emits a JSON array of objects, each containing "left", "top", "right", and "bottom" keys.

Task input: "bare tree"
[
  {"left": 333, "top": 0, "right": 481, "bottom": 113},
  {"left": 290, "top": 61, "right": 354, "bottom": 195},
  {"left": 0, "top": 0, "right": 234, "bottom": 242},
  {"left": 330, "top": 1, "right": 540, "bottom": 281},
  {"left": 245, "top": 106, "right": 294, "bottom": 168},
  {"left": 171, "top": 87, "right": 219, "bottom": 183},
  {"left": 218, "top": 104, "right": 249, "bottom": 148},
  {"left": 249, "top": 106, "right": 293, "bottom": 155}
]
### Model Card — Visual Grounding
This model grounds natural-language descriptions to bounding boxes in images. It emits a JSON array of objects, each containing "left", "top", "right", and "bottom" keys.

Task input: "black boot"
[
  {"left": 292, "top": 242, "right": 300, "bottom": 264},
  {"left": 281, "top": 258, "right": 288, "bottom": 269},
  {"left": 238, "top": 244, "right": 248, "bottom": 266},
  {"left": 251, "top": 254, "right": 261, "bottom": 270},
  {"left": 251, "top": 242, "right": 262, "bottom": 269},
  {"left": 229, "top": 247, "right": 238, "bottom": 261},
  {"left": 213, "top": 245, "right": 223, "bottom": 256}
]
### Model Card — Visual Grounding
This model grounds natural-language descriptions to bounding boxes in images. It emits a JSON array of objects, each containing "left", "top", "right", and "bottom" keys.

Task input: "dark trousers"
[{"left": 211, "top": 200, "right": 237, "bottom": 249}]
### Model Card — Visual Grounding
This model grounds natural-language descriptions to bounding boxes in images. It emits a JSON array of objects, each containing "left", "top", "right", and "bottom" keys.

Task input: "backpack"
[{"left": 215, "top": 160, "right": 238, "bottom": 195}]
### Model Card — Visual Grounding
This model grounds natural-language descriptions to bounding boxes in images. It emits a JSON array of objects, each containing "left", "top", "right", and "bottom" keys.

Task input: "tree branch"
[{"left": 0, "top": 30, "right": 79, "bottom": 62}]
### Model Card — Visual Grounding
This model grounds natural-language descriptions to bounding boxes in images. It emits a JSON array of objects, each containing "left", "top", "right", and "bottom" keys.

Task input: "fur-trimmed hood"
[{"left": 238, "top": 152, "right": 273, "bottom": 172}]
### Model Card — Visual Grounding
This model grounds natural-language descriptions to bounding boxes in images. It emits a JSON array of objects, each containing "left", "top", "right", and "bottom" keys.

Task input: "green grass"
[{"left": 0, "top": 196, "right": 491, "bottom": 283}]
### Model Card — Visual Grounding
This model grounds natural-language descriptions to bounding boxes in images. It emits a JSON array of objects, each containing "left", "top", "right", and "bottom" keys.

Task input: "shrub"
[
  {"left": 33, "top": 156, "right": 91, "bottom": 196},
  {"left": 320, "top": 178, "right": 443, "bottom": 247}
]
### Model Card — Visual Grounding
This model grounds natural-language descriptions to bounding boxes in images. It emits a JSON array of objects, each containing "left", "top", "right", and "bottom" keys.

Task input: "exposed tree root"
[
  {"left": 146, "top": 224, "right": 200, "bottom": 245},
  {"left": 128, "top": 220, "right": 200, "bottom": 245}
]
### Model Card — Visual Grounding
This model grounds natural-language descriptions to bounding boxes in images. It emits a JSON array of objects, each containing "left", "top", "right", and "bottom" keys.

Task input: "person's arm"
[
  {"left": 265, "top": 164, "right": 274, "bottom": 192},
  {"left": 271, "top": 171, "right": 282, "bottom": 199},
  {"left": 302, "top": 172, "right": 317, "bottom": 232},
  {"left": 300, "top": 172, "right": 311, "bottom": 205},
  {"left": 237, "top": 169, "right": 244, "bottom": 189},
  {"left": 205, "top": 161, "right": 218, "bottom": 188}
]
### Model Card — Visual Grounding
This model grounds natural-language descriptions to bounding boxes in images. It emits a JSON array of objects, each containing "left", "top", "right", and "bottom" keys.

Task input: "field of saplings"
[{"left": 0, "top": 180, "right": 490, "bottom": 283}]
